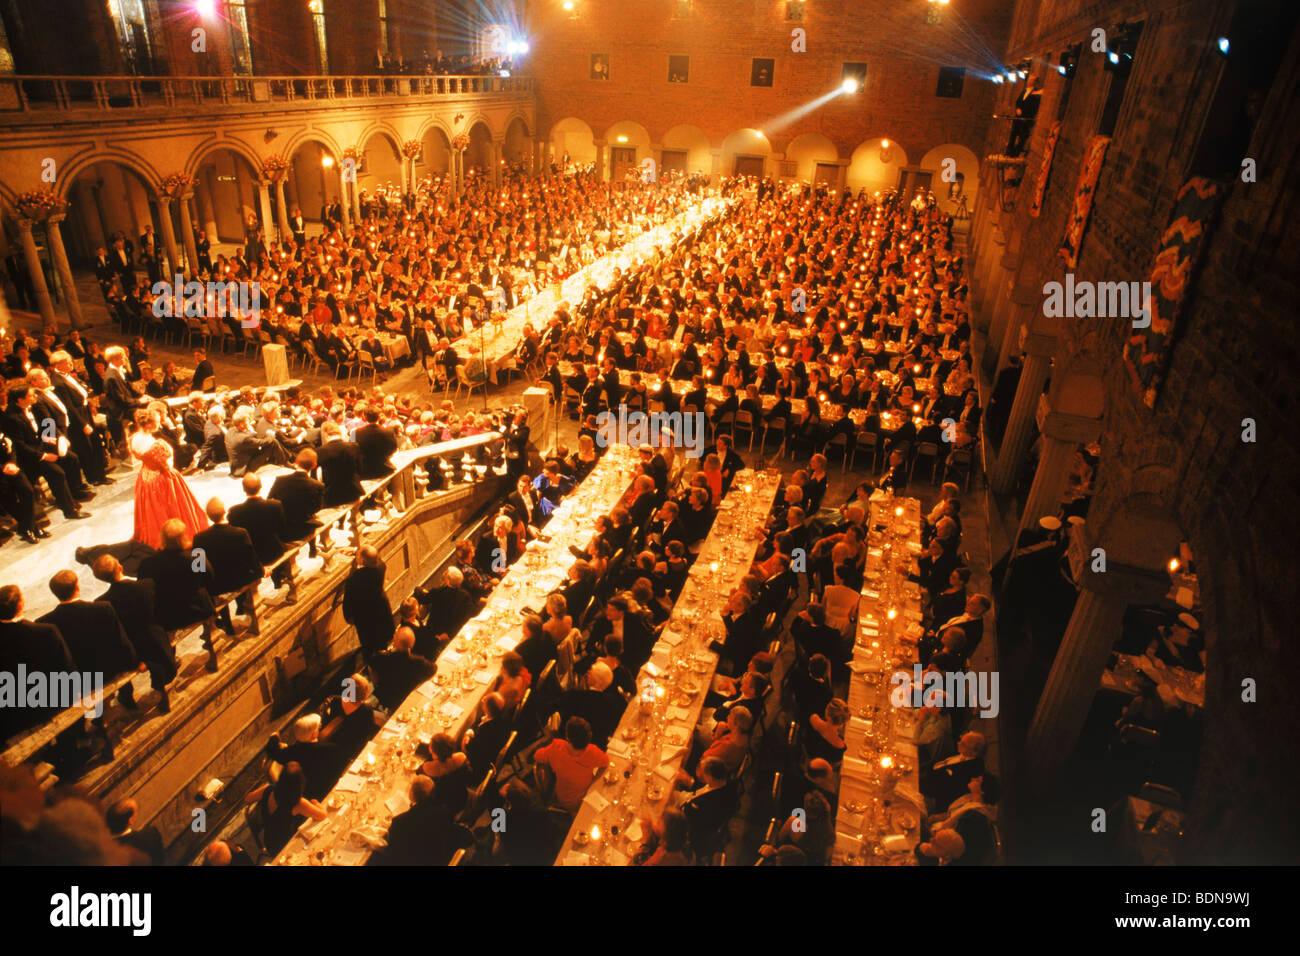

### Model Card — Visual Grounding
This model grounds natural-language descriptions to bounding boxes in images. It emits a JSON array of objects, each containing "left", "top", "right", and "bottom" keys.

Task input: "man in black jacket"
[
  {"left": 101, "top": 345, "right": 144, "bottom": 452},
  {"left": 41, "top": 360, "right": 109, "bottom": 486},
  {"left": 370, "top": 626, "right": 435, "bottom": 710},
  {"left": 193, "top": 497, "right": 264, "bottom": 632},
  {"left": 376, "top": 776, "right": 460, "bottom": 865},
  {"left": 137, "top": 519, "right": 219, "bottom": 671},
  {"left": 38, "top": 570, "right": 139, "bottom": 709},
  {"left": 92, "top": 555, "right": 177, "bottom": 713},
  {"left": 226, "top": 406, "right": 290, "bottom": 477},
  {"left": 265, "top": 713, "right": 342, "bottom": 801},
  {"left": 354, "top": 406, "right": 398, "bottom": 479},
  {"left": 415, "top": 566, "right": 480, "bottom": 646},
  {"left": 0, "top": 585, "right": 75, "bottom": 739},
  {"left": 343, "top": 545, "right": 393, "bottom": 665},
  {"left": 229, "top": 473, "right": 291, "bottom": 587},
  {"left": 107, "top": 799, "right": 165, "bottom": 866},
  {"left": 316, "top": 421, "right": 364, "bottom": 506},
  {"left": 2, "top": 385, "right": 93, "bottom": 520},
  {"left": 269, "top": 448, "right": 325, "bottom": 547},
  {"left": 189, "top": 348, "right": 215, "bottom": 392}
]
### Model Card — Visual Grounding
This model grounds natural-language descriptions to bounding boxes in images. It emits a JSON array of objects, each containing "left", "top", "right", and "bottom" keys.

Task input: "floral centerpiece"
[
  {"left": 451, "top": 132, "right": 470, "bottom": 151},
  {"left": 401, "top": 139, "right": 423, "bottom": 159},
  {"left": 262, "top": 154, "right": 290, "bottom": 181},
  {"left": 16, "top": 188, "right": 66, "bottom": 221},
  {"left": 161, "top": 172, "right": 195, "bottom": 198},
  {"left": 343, "top": 146, "right": 364, "bottom": 172}
]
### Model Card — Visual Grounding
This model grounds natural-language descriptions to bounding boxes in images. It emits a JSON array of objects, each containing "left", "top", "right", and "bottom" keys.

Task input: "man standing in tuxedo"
[
  {"left": 228, "top": 473, "right": 290, "bottom": 585},
  {"left": 316, "top": 420, "right": 363, "bottom": 506},
  {"left": 354, "top": 406, "right": 398, "bottom": 479},
  {"left": 343, "top": 545, "right": 393, "bottom": 665},
  {"left": 190, "top": 348, "right": 215, "bottom": 392},
  {"left": 137, "top": 519, "right": 219, "bottom": 671},
  {"left": 101, "top": 345, "right": 144, "bottom": 454}
]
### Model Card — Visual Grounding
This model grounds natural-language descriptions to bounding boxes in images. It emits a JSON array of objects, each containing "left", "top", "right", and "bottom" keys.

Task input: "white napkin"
[
  {"left": 642, "top": 660, "right": 663, "bottom": 679},
  {"left": 440, "top": 701, "right": 464, "bottom": 721},
  {"left": 441, "top": 649, "right": 466, "bottom": 667},
  {"left": 661, "top": 630, "right": 684, "bottom": 647},
  {"left": 881, "top": 834, "right": 910, "bottom": 853},
  {"left": 384, "top": 792, "right": 410, "bottom": 817},
  {"left": 667, "top": 705, "right": 692, "bottom": 722},
  {"left": 335, "top": 773, "right": 365, "bottom": 793},
  {"left": 583, "top": 791, "right": 610, "bottom": 815},
  {"left": 654, "top": 763, "right": 677, "bottom": 784},
  {"left": 474, "top": 668, "right": 495, "bottom": 684},
  {"left": 841, "top": 755, "right": 871, "bottom": 780},
  {"left": 495, "top": 634, "right": 517, "bottom": 653},
  {"left": 332, "top": 845, "right": 367, "bottom": 866},
  {"left": 413, "top": 681, "right": 435, "bottom": 699},
  {"left": 562, "top": 851, "right": 591, "bottom": 867},
  {"left": 606, "top": 737, "right": 630, "bottom": 759}
]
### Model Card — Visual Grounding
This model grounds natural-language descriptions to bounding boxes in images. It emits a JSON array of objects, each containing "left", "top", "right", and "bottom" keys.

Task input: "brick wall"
[
  {"left": 995, "top": 0, "right": 1300, "bottom": 863},
  {"left": 526, "top": 0, "right": 1013, "bottom": 165}
]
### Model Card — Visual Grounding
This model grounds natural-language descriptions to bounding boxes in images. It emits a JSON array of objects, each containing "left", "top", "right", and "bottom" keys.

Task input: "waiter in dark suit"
[
  {"left": 92, "top": 555, "right": 177, "bottom": 713},
  {"left": 190, "top": 348, "right": 215, "bottom": 392}
]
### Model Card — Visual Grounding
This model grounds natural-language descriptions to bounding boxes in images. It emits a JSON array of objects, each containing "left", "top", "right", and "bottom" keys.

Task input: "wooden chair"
[
  {"left": 760, "top": 417, "right": 787, "bottom": 460},
  {"left": 300, "top": 340, "right": 328, "bottom": 377},
  {"left": 851, "top": 429, "right": 882, "bottom": 473},
  {"left": 455, "top": 363, "right": 484, "bottom": 399},
  {"left": 356, "top": 349, "right": 378, "bottom": 385},
  {"left": 824, "top": 431, "right": 850, "bottom": 472},
  {"left": 733, "top": 409, "right": 757, "bottom": 452},
  {"left": 910, "top": 441, "right": 942, "bottom": 484}
]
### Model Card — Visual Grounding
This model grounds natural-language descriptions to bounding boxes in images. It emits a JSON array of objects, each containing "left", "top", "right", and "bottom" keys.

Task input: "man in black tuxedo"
[
  {"left": 473, "top": 514, "right": 520, "bottom": 578},
  {"left": 715, "top": 435, "right": 744, "bottom": 495},
  {"left": 343, "top": 546, "right": 393, "bottom": 665},
  {"left": 137, "top": 519, "right": 219, "bottom": 671},
  {"left": 375, "top": 776, "right": 459, "bottom": 866},
  {"left": 1, "top": 386, "right": 92, "bottom": 520},
  {"left": 29, "top": 367, "right": 106, "bottom": 486},
  {"left": 92, "top": 555, "right": 177, "bottom": 713},
  {"left": 47, "top": 353, "right": 110, "bottom": 485},
  {"left": 269, "top": 448, "right": 325, "bottom": 549},
  {"left": 370, "top": 626, "right": 436, "bottom": 711},
  {"left": 190, "top": 348, "right": 215, "bottom": 392},
  {"left": 637, "top": 444, "right": 669, "bottom": 499},
  {"left": 921, "top": 741, "right": 988, "bottom": 829},
  {"left": 265, "top": 713, "right": 342, "bottom": 801},
  {"left": 93, "top": 247, "right": 116, "bottom": 298},
  {"left": 102, "top": 345, "right": 144, "bottom": 451},
  {"left": 415, "top": 566, "right": 480, "bottom": 649},
  {"left": 193, "top": 497, "right": 264, "bottom": 632},
  {"left": 354, "top": 406, "right": 398, "bottom": 479},
  {"left": 0, "top": 432, "right": 41, "bottom": 542},
  {"left": 38, "top": 570, "right": 139, "bottom": 709},
  {"left": 505, "top": 475, "right": 544, "bottom": 534},
  {"left": 225, "top": 406, "right": 290, "bottom": 477},
  {"left": 0, "top": 585, "right": 75, "bottom": 739},
  {"left": 107, "top": 799, "right": 165, "bottom": 866},
  {"left": 181, "top": 393, "right": 207, "bottom": 447},
  {"left": 536, "top": 352, "right": 563, "bottom": 402},
  {"left": 675, "top": 756, "right": 737, "bottom": 856},
  {"left": 316, "top": 421, "right": 364, "bottom": 505},
  {"left": 228, "top": 472, "right": 290, "bottom": 586},
  {"left": 600, "top": 356, "right": 622, "bottom": 410},
  {"left": 196, "top": 405, "right": 228, "bottom": 470},
  {"left": 109, "top": 237, "right": 135, "bottom": 287}
]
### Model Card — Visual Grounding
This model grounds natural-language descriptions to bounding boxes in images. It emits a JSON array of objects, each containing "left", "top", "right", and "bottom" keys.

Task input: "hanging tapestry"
[
  {"left": 1058, "top": 134, "right": 1111, "bottom": 268},
  {"left": 1123, "top": 176, "right": 1225, "bottom": 409},
  {"left": 1029, "top": 121, "right": 1062, "bottom": 218}
]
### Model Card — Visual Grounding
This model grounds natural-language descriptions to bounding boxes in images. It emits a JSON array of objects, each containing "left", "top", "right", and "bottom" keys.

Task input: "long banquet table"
[
  {"left": 452, "top": 196, "right": 733, "bottom": 376},
  {"left": 273, "top": 444, "right": 640, "bottom": 866},
  {"left": 832, "top": 493, "right": 929, "bottom": 866},
  {"left": 555, "top": 469, "right": 783, "bottom": 865}
]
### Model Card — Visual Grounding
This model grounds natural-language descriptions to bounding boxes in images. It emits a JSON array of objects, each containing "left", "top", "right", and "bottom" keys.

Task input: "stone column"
[
  {"left": 974, "top": 229, "right": 1005, "bottom": 333},
  {"left": 491, "top": 141, "right": 502, "bottom": 188},
  {"left": 988, "top": 340, "right": 1051, "bottom": 493},
  {"left": 710, "top": 149, "right": 722, "bottom": 182},
  {"left": 256, "top": 180, "right": 275, "bottom": 237},
  {"left": 156, "top": 196, "right": 182, "bottom": 278},
  {"left": 275, "top": 179, "right": 291, "bottom": 242},
  {"left": 835, "top": 159, "right": 849, "bottom": 194},
  {"left": 996, "top": 296, "right": 1035, "bottom": 373},
  {"left": 17, "top": 218, "right": 57, "bottom": 326},
  {"left": 1024, "top": 584, "right": 1128, "bottom": 779},
  {"left": 349, "top": 171, "right": 361, "bottom": 222},
  {"left": 593, "top": 139, "right": 607, "bottom": 181},
  {"left": 983, "top": 263, "right": 1015, "bottom": 376},
  {"left": 337, "top": 167, "right": 351, "bottom": 232},
  {"left": 1015, "top": 407, "right": 1103, "bottom": 539},
  {"left": 196, "top": 173, "right": 220, "bottom": 241},
  {"left": 44, "top": 215, "right": 84, "bottom": 330},
  {"left": 177, "top": 193, "right": 200, "bottom": 277}
]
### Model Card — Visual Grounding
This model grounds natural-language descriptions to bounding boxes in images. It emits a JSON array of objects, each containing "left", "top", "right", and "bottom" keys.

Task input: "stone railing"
[{"left": 0, "top": 73, "right": 534, "bottom": 114}]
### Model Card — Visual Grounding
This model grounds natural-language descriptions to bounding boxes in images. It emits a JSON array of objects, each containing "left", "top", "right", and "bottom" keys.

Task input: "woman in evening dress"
[{"left": 131, "top": 407, "right": 209, "bottom": 550}]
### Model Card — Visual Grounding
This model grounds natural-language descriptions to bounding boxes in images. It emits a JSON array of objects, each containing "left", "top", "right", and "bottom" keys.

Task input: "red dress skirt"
[{"left": 132, "top": 436, "right": 210, "bottom": 550}]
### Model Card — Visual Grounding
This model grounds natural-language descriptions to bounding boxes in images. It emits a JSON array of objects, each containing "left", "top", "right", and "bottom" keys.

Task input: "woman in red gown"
[{"left": 131, "top": 408, "right": 209, "bottom": 550}]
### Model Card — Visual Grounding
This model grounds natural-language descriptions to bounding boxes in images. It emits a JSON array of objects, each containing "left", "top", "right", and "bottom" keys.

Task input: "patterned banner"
[
  {"left": 1058, "top": 135, "right": 1111, "bottom": 268},
  {"left": 1123, "top": 177, "right": 1225, "bottom": 409},
  {"left": 1029, "top": 121, "right": 1062, "bottom": 218}
]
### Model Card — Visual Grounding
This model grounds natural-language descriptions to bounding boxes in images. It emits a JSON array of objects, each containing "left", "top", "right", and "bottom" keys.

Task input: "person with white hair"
[
  {"left": 474, "top": 513, "right": 520, "bottom": 577},
  {"left": 195, "top": 403, "right": 228, "bottom": 470},
  {"left": 265, "top": 712, "right": 341, "bottom": 800},
  {"left": 225, "top": 404, "right": 290, "bottom": 477},
  {"left": 415, "top": 564, "right": 480, "bottom": 647}
]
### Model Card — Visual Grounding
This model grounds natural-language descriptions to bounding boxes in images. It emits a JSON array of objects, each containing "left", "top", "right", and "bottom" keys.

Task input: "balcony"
[{"left": 0, "top": 73, "right": 534, "bottom": 120}]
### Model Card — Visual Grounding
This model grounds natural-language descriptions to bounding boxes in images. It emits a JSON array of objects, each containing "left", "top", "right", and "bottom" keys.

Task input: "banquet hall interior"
[{"left": 0, "top": 0, "right": 1295, "bottom": 870}]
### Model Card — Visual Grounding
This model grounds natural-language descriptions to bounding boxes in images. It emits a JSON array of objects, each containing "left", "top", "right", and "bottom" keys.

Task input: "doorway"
[
  {"left": 610, "top": 147, "right": 637, "bottom": 182},
  {"left": 733, "top": 154, "right": 765, "bottom": 177}
]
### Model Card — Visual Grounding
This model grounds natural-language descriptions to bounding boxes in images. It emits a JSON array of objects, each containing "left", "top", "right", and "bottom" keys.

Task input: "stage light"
[
  {"left": 563, "top": 0, "right": 574, "bottom": 9},
  {"left": 841, "top": 77, "right": 859, "bottom": 93},
  {"left": 1108, "top": 51, "right": 1120, "bottom": 64},
  {"left": 991, "top": 74, "right": 1003, "bottom": 84},
  {"left": 195, "top": 0, "right": 215, "bottom": 16},
  {"left": 1004, "top": 70, "right": 1015, "bottom": 82},
  {"left": 1217, "top": 36, "right": 1229, "bottom": 55},
  {"left": 1057, "top": 64, "right": 1066, "bottom": 74},
  {"left": 322, "top": 155, "right": 335, "bottom": 168}
]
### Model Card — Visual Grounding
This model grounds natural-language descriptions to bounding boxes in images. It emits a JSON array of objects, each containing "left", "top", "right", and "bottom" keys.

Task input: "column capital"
[
  {"left": 180, "top": 190, "right": 196, "bottom": 202},
  {"left": 46, "top": 212, "right": 67, "bottom": 226},
  {"left": 1066, "top": 526, "right": 1175, "bottom": 606},
  {"left": 1024, "top": 328, "right": 1056, "bottom": 359},
  {"left": 157, "top": 194, "right": 173, "bottom": 207},
  {"left": 593, "top": 138, "right": 607, "bottom": 148},
  {"left": 16, "top": 217, "right": 35, "bottom": 234},
  {"left": 1036, "top": 402, "right": 1102, "bottom": 444}
]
